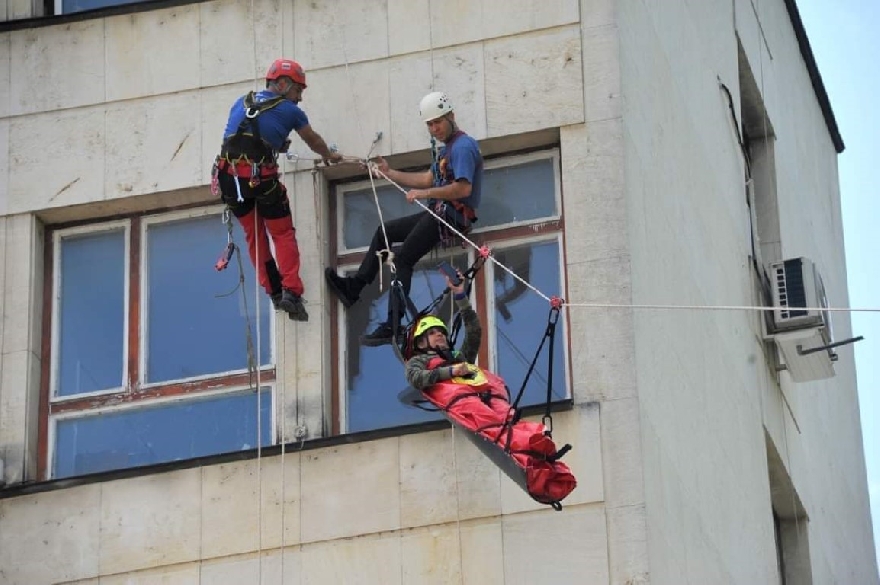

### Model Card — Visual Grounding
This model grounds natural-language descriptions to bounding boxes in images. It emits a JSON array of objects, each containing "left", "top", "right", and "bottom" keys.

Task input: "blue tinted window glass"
[
  {"left": 340, "top": 156, "right": 556, "bottom": 250},
  {"left": 342, "top": 184, "right": 412, "bottom": 250},
  {"left": 53, "top": 389, "right": 272, "bottom": 478},
  {"left": 345, "top": 254, "right": 468, "bottom": 432},
  {"left": 62, "top": 0, "right": 142, "bottom": 13},
  {"left": 479, "top": 158, "right": 557, "bottom": 228},
  {"left": 58, "top": 229, "right": 126, "bottom": 396},
  {"left": 493, "top": 241, "right": 567, "bottom": 406},
  {"left": 146, "top": 215, "right": 272, "bottom": 383}
]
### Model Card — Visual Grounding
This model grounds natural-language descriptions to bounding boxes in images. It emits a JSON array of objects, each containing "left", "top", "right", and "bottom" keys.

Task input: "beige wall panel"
[
  {"left": 431, "top": 43, "right": 488, "bottom": 141},
  {"left": 0, "top": 218, "right": 5, "bottom": 349},
  {"left": 599, "top": 395, "right": 645, "bottom": 510},
  {"left": 481, "top": 0, "right": 579, "bottom": 38},
  {"left": 200, "top": 0, "right": 285, "bottom": 88},
  {"left": 300, "top": 437, "right": 401, "bottom": 542},
  {"left": 0, "top": 34, "right": 9, "bottom": 119},
  {"left": 104, "top": 92, "right": 203, "bottom": 199},
  {"left": 302, "top": 61, "right": 391, "bottom": 160},
  {"left": 485, "top": 27, "right": 584, "bottom": 136},
  {"left": 98, "top": 563, "right": 200, "bottom": 585},
  {"left": 388, "top": 0, "right": 431, "bottom": 55},
  {"left": 429, "top": 0, "right": 483, "bottom": 48},
  {"left": 451, "top": 426, "right": 504, "bottom": 519},
  {"left": 502, "top": 504, "right": 610, "bottom": 584},
  {"left": 561, "top": 121, "right": 627, "bottom": 263},
  {"left": 606, "top": 503, "right": 649, "bottom": 584},
  {"left": 8, "top": 107, "right": 104, "bottom": 214},
  {"left": 0, "top": 349, "right": 40, "bottom": 485},
  {"left": 0, "top": 485, "right": 101, "bottom": 584},
  {"left": 293, "top": 0, "right": 388, "bottom": 70},
  {"left": 0, "top": 120, "right": 8, "bottom": 215},
  {"left": 568, "top": 307, "right": 638, "bottom": 403},
  {"left": 105, "top": 6, "right": 200, "bottom": 102},
  {"left": 201, "top": 456, "right": 296, "bottom": 557},
  {"left": 460, "top": 518, "right": 505, "bottom": 585},
  {"left": 99, "top": 469, "right": 202, "bottom": 574},
  {"left": 400, "top": 524, "right": 462, "bottom": 584},
  {"left": 200, "top": 549, "right": 297, "bottom": 585},
  {"left": 300, "top": 531, "right": 402, "bottom": 585},
  {"left": 399, "top": 429, "right": 459, "bottom": 528},
  {"left": 7, "top": 0, "right": 34, "bottom": 20},
  {"left": 581, "top": 24, "right": 621, "bottom": 122},
  {"left": 1, "top": 214, "right": 40, "bottom": 355},
  {"left": 287, "top": 169, "right": 324, "bottom": 303},
  {"left": 9, "top": 21, "right": 105, "bottom": 116},
  {"left": 580, "top": 0, "right": 616, "bottom": 29},
  {"left": 388, "top": 53, "right": 435, "bottom": 155}
]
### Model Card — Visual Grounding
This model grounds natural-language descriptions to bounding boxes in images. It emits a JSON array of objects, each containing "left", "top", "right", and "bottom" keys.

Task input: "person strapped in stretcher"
[{"left": 404, "top": 271, "right": 577, "bottom": 509}]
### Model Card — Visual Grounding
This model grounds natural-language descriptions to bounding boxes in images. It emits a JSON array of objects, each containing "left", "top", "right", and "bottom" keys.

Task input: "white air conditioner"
[
  {"left": 770, "top": 257, "right": 830, "bottom": 332},
  {"left": 768, "top": 257, "right": 836, "bottom": 382}
]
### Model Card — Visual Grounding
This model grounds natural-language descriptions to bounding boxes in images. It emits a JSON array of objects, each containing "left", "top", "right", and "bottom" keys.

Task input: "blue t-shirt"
[
  {"left": 223, "top": 90, "right": 309, "bottom": 151},
  {"left": 435, "top": 133, "right": 483, "bottom": 210}
]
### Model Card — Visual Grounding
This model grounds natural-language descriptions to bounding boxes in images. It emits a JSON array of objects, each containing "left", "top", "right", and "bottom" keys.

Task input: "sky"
[{"left": 797, "top": 0, "right": 880, "bottom": 569}]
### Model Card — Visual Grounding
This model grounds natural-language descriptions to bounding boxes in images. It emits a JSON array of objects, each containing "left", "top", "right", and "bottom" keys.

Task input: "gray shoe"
[{"left": 277, "top": 289, "right": 308, "bottom": 322}]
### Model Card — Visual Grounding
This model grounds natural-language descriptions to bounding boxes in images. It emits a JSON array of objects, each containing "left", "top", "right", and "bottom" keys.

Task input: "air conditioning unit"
[
  {"left": 768, "top": 257, "right": 836, "bottom": 382},
  {"left": 770, "top": 258, "right": 831, "bottom": 333}
]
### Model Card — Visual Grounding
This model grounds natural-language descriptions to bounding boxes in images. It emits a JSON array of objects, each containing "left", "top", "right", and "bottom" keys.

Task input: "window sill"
[
  {"left": 1, "top": 399, "right": 573, "bottom": 499},
  {"left": 0, "top": 0, "right": 198, "bottom": 32}
]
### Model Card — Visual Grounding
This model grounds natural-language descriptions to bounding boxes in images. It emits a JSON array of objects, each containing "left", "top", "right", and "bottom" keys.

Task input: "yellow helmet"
[{"left": 413, "top": 315, "right": 447, "bottom": 339}]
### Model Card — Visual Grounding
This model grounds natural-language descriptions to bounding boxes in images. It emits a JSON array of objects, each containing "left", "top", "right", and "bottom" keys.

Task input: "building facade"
[{"left": 0, "top": 0, "right": 876, "bottom": 583}]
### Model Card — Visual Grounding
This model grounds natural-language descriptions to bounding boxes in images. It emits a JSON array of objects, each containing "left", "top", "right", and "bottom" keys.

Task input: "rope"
[
  {"left": 365, "top": 162, "right": 397, "bottom": 289},
  {"left": 368, "top": 166, "right": 880, "bottom": 316}
]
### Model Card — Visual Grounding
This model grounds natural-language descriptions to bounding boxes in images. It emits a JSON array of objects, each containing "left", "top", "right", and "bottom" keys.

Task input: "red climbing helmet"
[{"left": 266, "top": 59, "right": 307, "bottom": 88}]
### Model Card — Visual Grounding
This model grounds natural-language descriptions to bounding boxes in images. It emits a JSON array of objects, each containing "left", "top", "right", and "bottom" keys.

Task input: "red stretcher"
[{"left": 404, "top": 364, "right": 577, "bottom": 509}]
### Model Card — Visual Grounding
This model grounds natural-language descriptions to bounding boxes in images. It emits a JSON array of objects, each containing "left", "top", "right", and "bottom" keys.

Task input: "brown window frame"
[
  {"left": 327, "top": 147, "right": 570, "bottom": 435},
  {"left": 37, "top": 207, "right": 276, "bottom": 480}
]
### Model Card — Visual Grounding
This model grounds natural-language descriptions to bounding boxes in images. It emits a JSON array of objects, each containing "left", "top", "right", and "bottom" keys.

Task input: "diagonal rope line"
[
  {"left": 371, "top": 164, "right": 552, "bottom": 302},
  {"left": 370, "top": 166, "right": 880, "bottom": 315}
]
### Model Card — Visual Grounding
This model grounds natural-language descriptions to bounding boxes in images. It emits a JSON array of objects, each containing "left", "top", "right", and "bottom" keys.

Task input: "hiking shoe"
[
  {"left": 324, "top": 268, "right": 360, "bottom": 309},
  {"left": 270, "top": 292, "right": 283, "bottom": 310},
  {"left": 277, "top": 289, "right": 309, "bottom": 322},
  {"left": 361, "top": 321, "right": 405, "bottom": 347}
]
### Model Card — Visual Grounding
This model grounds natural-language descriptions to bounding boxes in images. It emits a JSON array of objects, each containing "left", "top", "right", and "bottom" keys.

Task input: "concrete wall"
[
  {"left": 0, "top": 0, "right": 630, "bottom": 583},
  {"left": 618, "top": 0, "right": 878, "bottom": 582}
]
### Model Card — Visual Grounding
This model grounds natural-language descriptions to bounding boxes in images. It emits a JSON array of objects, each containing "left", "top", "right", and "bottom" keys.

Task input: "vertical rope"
[{"left": 247, "top": 0, "right": 263, "bottom": 579}]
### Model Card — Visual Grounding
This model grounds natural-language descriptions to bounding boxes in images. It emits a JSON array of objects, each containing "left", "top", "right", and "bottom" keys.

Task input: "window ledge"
[
  {"left": 0, "top": 0, "right": 199, "bottom": 32},
  {"left": 0, "top": 399, "right": 573, "bottom": 499}
]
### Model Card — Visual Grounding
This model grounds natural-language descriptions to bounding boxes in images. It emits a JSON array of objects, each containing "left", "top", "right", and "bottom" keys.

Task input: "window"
[
  {"left": 332, "top": 149, "right": 569, "bottom": 433},
  {"left": 42, "top": 207, "right": 275, "bottom": 479},
  {"left": 54, "top": 0, "right": 143, "bottom": 14}
]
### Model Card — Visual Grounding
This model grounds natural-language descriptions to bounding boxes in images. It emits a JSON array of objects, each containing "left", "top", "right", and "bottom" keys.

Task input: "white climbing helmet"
[{"left": 419, "top": 91, "right": 454, "bottom": 122}]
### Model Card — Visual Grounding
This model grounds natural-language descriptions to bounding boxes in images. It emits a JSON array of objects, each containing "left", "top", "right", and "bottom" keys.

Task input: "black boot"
[
  {"left": 324, "top": 268, "right": 362, "bottom": 308},
  {"left": 361, "top": 321, "right": 405, "bottom": 347},
  {"left": 277, "top": 289, "right": 308, "bottom": 322}
]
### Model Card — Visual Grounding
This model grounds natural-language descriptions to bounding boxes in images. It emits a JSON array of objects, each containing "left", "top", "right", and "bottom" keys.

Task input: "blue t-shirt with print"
[
  {"left": 435, "top": 133, "right": 483, "bottom": 211},
  {"left": 223, "top": 90, "right": 309, "bottom": 151}
]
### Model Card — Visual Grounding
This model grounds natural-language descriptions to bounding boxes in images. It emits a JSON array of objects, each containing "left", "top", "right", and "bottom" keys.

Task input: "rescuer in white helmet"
[{"left": 324, "top": 91, "right": 484, "bottom": 347}]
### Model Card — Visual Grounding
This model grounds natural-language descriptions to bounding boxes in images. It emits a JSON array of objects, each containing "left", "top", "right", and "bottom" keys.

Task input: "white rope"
[
  {"left": 371, "top": 166, "right": 880, "bottom": 316},
  {"left": 365, "top": 162, "right": 397, "bottom": 291},
  {"left": 245, "top": 0, "right": 265, "bottom": 578},
  {"left": 253, "top": 209, "right": 265, "bottom": 583}
]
